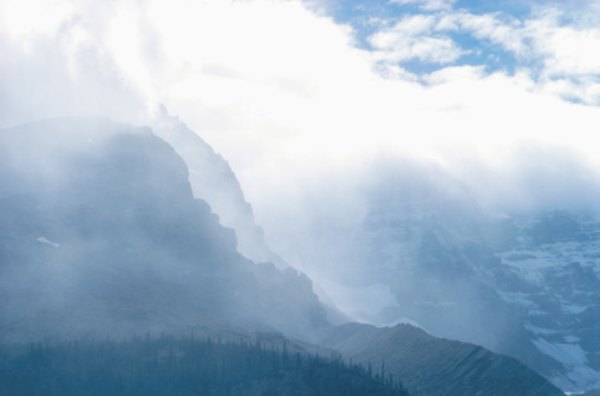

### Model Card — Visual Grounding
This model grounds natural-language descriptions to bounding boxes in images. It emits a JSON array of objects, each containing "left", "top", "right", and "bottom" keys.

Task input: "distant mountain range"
[
  {"left": 317, "top": 322, "right": 562, "bottom": 396},
  {"left": 278, "top": 161, "right": 600, "bottom": 392},
  {"left": 0, "top": 117, "right": 565, "bottom": 395}
]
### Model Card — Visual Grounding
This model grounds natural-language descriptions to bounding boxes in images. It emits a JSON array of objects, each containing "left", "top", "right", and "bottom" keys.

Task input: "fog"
[
  {"left": 3, "top": 0, "right": 600, "bottom": 213},
  {"left": 3, "top": 0, "right": 600, "bottom": 205},
  {"left": 2, "top": 0, "right": 600, "bottom": 390},
  {"left": 3, "top": 0, "right": 600, "bottom": 315},
  {"left": 0, "top": 118, "right": 328, "bottom": 343}
]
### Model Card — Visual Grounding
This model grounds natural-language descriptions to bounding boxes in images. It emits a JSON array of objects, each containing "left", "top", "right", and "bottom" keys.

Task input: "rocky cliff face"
[
  {"left": 0, "top": 118, "right": 327, "bottom": 342},
  {"left": 152, "top": 108, "right": 285, "bottom": 266},
  {"left": 306, "top": 165, "right": 600, "bottom": 392},
  {"left": 482, "top": 211, "right": 600, "bottom": 391}
]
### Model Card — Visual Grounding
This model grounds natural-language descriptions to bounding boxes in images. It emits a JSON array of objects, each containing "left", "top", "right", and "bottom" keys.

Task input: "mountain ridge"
[
  {"left": 0, "top": 117, "right": 565, "bottom": 395},
  {"left": 316, "top": 322, "right": 564, "bottom": 396}
]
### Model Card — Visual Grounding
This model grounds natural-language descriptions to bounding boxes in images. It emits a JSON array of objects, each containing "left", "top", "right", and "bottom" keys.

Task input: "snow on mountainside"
[
  {"left": 362, "top": 187, "right": 600, "bottom": 393},
  {"left": 488, "top": 212, "right": 600, "bottom": 391},
  {"left": 0, "top": 118, "right": 568, "bottom": 395},
  {"left": 276, "top": 162, "right": 599, "bottom": 393}
]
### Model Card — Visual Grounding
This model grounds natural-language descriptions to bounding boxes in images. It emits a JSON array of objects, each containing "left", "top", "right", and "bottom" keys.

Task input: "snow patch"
[
  {"left": 498, "top": 292, "right": 540, "bottom": 311},
  {"left": 36, "top": 236, "right": 60, "bottom": 248},
  {"left": 533, "top": 338, "right": 587, "bottom": 367},
  {"left": 533, "top": 338, "right": 600, "bottom": 392},
  {"left": 564, "top": 335, "right": 581, "bottom": 343},
  {"left": 524, "top": 324, "right": 558, "bottom": 336},
  {"left": 386, "top": 316, "right": 427, "bottom": 331},
  {"left": 562, "top": 303, "right": 591, "bottom": 315}
]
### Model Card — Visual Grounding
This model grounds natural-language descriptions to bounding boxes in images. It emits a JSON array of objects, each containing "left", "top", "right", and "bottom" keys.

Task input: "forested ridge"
[{"left": 0, "top": 336, "right": 408, "bottom": 396}]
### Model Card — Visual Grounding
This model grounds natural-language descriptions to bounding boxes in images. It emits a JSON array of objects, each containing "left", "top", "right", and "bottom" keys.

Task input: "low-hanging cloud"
[{"left": 3, "top": 0, "right": 600, "bottom": 250}]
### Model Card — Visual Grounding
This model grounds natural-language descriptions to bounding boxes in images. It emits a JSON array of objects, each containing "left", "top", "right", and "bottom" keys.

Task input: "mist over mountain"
[
  {"left": 0, "top": 117, "right": 567, "bottom": 395},
  {"left": 317, "top": 323, "right": 563, "bottom": 396},
  {"left": 151, "top": 107, "right": 285, "bottom": 267},
  {"left": 262, "top": 158, "right": 600, "bottom": 392},
  {"left": 3, "top": 0, "right": 600, "bottom": 394},
  {"left": 0, "top": 118, "right": 327, "bottom": 341}
]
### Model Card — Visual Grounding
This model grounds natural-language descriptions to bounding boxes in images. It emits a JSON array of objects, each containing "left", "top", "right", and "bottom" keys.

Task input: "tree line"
[{"left": 0, "top": 335, "right": 408, "bottom": 396}]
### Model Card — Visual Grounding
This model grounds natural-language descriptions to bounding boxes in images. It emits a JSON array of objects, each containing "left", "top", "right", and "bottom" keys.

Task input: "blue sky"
[
  {"left": 318, "top": 0, "right": 600, "bottom": 85},
  {"left": 331, "top": 0, "right": 522, "bottom": 74}
]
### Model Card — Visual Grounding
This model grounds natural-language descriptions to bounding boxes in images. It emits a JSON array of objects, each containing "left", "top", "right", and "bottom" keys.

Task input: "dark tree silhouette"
[{"left": 0, "top": 337, "right": 409, "bottom": 396}]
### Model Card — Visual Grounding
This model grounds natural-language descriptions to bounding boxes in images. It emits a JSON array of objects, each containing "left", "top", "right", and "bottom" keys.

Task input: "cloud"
[
  {"left": 5, "top": 0, "right": 600, "bottom": 319},
  {"left": 390, "top": 0, "right": 456, "bottom": 12},
  {"left": 438, "top": 12, "right": 527, "bottom": 55},
  {"left": 0, "top": 0, "right": 149, "bottom": 126},
  {"left": 368, "top": 15, "right": 466, "bottom": 64},
  {"left": 448, "top": 6, "right": 600, "bottom": 79},
  {"left": 2, "top": 0, "right": 600, "bottom": 220},
  {"left": 525, "top": 10, "right": 600, "bottom": 77},
  {"left": 367, "top": 4, "right": 600, "bottom": 105}
]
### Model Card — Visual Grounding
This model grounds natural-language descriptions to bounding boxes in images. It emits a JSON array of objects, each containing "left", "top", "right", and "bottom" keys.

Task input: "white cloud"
[
  {"left": 539, "top": 77, "right": 600, "bottom": 105},
  {"left": 368, "top": 15, "right": 465, "bottom": 64},
  {"left": 3, "top": 0, "right": 600, "bottom": 218},
  {"left": 370, "top": 32, "right": 464, "bottom": 64},
  {"left": 366, "top": 11, "right": 526, "bottom": 69},
  {"left": 372, "top": 5, "right": 600, "bottom": 104},
  {"left": 390, "top": 0, "right": 456, "bottom": 12},
  {"left": 439, "top": 12, "right": 527, "bottom": 55},
  {"left": 440, "top": 7, "right": 600, "bottom": 80},
  {"left": 525, "top": 12, "right": 600, "bottom": 77},
  {"left": 0, "top": 0, "right": 150, "bottom": 125}
]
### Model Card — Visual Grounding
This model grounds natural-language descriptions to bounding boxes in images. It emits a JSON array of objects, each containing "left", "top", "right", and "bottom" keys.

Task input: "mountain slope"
[
  {"left": 152, "top": 107, "right": 284, "bottom": 266},
  {"left": 353, "top": 171, "right": 600, "bottom": 391},
  {"left": 281, "top": 162, "right": 599, "bottom": 392},
  {"left": 480, "top": 211, "right": 600, "bottom": 391},
  {"left": 317, "top": 323, "right": 564, "bottom": 396},
  {"left": 0, "top": 118, "right": 566, "bottom": 396},
  {"left": 0, "top": 118, "right": 327, "bottom": 342},
  {"left": 151, "top": 109, "right": 350, "bottom": 324}
]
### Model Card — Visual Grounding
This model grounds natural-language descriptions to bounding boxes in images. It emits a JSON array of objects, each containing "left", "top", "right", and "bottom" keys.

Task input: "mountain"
[
  {"left": 317, "top": 322, "right": 564, "bottom": 396},
  {"left": 152, "top": 107, "right": 284, "bottom": 266},
  {"left": 287, "top": 162, "right": 600, "bottom": 392},
  {"left": 582, "top": 389, "right": 600, "bottom": 396},
  {"left": 151, "top": 108, "right": 350, "bottom": 325},
  {"left": 477, "top": 211, "right": 600, "bottom": 391},
  {"left": 0, "top": 118, "right": 565, "bottom": 395},
  {"left": 0, "top": 118, "right": 327, "bottom": 341}
]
